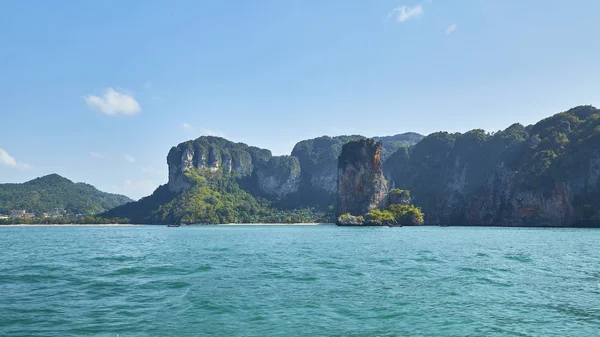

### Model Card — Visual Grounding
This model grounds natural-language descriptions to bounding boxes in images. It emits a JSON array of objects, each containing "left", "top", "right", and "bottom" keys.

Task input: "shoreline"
[
  {"left": 0, "top": 223, "right": 330, "bottom": 227},
  {"left": 0, "top": 224, "right": 140, "bottom": 227},
  {"left": 217, "top": 223, "right": 327, "bottom": 226},
  {"left": 2, "top": 223, "right": 599, "bottom": 229}
]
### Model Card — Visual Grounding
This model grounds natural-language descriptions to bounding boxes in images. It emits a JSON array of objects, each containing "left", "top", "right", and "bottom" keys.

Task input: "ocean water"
[{"left": 0, "top": 225, "right": 599, "bottom": 336}]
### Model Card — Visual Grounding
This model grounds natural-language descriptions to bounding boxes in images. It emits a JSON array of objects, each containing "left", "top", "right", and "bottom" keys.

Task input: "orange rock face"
[{"left": 337, "top": 139, "right": 388, "bottom": 216}]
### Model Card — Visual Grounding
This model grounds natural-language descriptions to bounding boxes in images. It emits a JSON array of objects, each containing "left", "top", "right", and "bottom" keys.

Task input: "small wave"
[
  {"left": 458, "top": 267, "right": 483, "bottom": 273},
  {"left": 476, "top": 276, "right": 513, "bottom": 287},
  {"left": 146, "top": 265, "right": 181, "bottom": 275},
  {"left": 374, "top": 258, "right": 395, "bottom": 265},
  {"left": 204, "top": 247, "right": 230, "bottom": 252},
  {"left": 314, "top": 261, "right": 348, "bottom": 270},
  {"left": 293, "top": 276, "right": 318, "bottom": 282},
  {"left": 380, "top": 312, "right": 403, "bottom": 319},
  {"left": 106, "top": 267, "right": 140, "bottom": 276},
  {"left": 492, "top": 266, "right": 513, "bottom": 273},
  {"left": 413, "top": 257, "right": 441, "bottom": 263},
  {"left": 166, "top": 281, "right": 190, "bottom": 289},
  {"left": 194, "top": 264, "right": 213, "bottom": 272},
  {"left": 90, "top": 255, "right": 135, "bottom": 263},
  {"left": 504, "top": 253, "right": 533, "bottom": 263},
  {"left": 12, "top": 273, "right": 60, "bottom": 283},
  {"left": 259, "top": 271, "right": 286, "bottom": 279}
]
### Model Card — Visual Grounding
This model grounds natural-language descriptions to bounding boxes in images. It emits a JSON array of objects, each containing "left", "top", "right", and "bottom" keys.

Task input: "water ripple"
[{"left": 0, "top": 225, "right": 599, "bottom": 336}]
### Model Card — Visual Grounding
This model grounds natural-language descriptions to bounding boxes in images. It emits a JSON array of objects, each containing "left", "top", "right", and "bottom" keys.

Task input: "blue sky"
[{"left": 1, "top": 0, "right": 600, "bottom": 199}]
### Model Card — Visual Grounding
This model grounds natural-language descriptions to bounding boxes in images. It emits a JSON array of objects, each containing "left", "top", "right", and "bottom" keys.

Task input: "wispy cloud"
[
  {"left": 89, "top": 152, "right": 105, "bottom": 159},
  {"left": 84, "top": 88, "right": 141, "bottom": 116},
  {"left": 201, "top": 129, "right": 226, "bottom": 138},
  {"left": 0, "top": 148, "right": 32, "bottom": 169},
  {"left": 388, "top": 5, "right": 423, "bottom": 22},
  {"left": 445, "top": 24, "right": 457, "bottom": 34},
  {"left": 144, "top": 81, "right": 152, "bottom": 90},
  {"left": 0, "top": 148, "right": 17, "bottom": 167},
  {"left": 123, "top": 154, "right": 136, "bottom": 163},
  {"left": 181, "top": 123, "right": 226, "bottom": 138}
]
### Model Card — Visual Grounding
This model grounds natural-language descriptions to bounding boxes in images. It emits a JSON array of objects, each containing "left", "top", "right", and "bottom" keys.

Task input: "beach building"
[{"left": 10, "top": 210, "right": 26, "bottom": 218}]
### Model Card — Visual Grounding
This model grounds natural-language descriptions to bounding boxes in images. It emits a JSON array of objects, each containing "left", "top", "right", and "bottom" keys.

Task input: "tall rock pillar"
[{"left": 337, "top": 139, "right": 388, "bottom": 216}]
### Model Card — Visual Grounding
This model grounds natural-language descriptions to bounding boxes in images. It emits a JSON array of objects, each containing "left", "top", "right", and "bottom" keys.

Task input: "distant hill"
[{"left": 0, "top": 174, "right": 132, "bottom": 215}]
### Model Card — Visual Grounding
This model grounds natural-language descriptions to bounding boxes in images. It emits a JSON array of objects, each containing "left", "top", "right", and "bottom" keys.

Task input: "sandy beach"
[
  {"left": 218, "top": 223, "right": 328, "bottom": 226},
  {"left": 1, "top": 223, "right": 331, "bottom": 227}
]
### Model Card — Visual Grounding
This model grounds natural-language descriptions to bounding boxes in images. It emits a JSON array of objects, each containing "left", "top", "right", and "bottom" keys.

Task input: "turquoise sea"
[{"left": 1, "top": 225, "right": 599, "bottom": 336}]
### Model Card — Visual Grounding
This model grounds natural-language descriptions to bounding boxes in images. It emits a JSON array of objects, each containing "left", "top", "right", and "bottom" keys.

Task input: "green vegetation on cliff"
[
  {"left": 0, "top": 174, "right": 132, "bottom": 215},
  {"left": 100, "top": 105, "right": 600, "bottom": 227},
  {"left": 290, "top": 133, "right": 423, "bottom": 208},
  {"left": 337, "top": 203, "right": 424, "bottom": 226},
  {"left": 105, "top": 137, "right": 332, "bottom": 224},
  {"left": 106, "top": 172, "right": 332, "bottom": 224},
  {"left": 107, "top": 133, "right": 424, "bottom": 224},
  {"left": 153, "top": 169, "right": 273, "bottom": 224},
  {"left": 384, "top": 105, "right": 600, "bottom": 226}
]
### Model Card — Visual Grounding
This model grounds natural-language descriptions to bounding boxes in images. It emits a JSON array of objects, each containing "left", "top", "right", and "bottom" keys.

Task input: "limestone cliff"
[
  {"left": 105, "top": 105, "right": 600, "bottom": 227},
  {"left": 291, "top": 133, "right": 423, "bottom": 207},
  {"left": 105, "top": 134, "right": 422, "bottom": 224},
  {"left": 166, "top": 136, "right": 270, "bottom": 193},
  {"left": 254, "top": 156, "right": 301, "bottom": 199},
  {"left": 337, "top": 139, "right": 388, "bottom": 216},
  {"left": 166, "top": 136, "right": 302, "bottom": 199},
  {"left": 384, "top": 106, "right": 600, "bottom": 226}
]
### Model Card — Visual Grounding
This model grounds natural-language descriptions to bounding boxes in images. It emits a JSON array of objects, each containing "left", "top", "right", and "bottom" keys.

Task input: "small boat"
[
  {"left": 439, "top": 224, "right": 450, "bottom": 227},
  {"left": 167, "top": 223, "right": 180, "bottom": 227},
  {"left": 387, "top": 224, "right": 403, "bottom": 228}
]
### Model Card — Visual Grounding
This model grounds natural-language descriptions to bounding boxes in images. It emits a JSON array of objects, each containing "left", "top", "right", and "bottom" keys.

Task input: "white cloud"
[
  {"left": 445, "top": 24, "right": 457, "bottom": 34},
  {"left": 201, "top": 129, "right": 226, "bottom": 138},
  {"left": 0, "top": 148, "right": 17, "bottom": 167},
  {"left": 84, "top": 88, "right": 141, "bottom": 116},
  {"left": 89, "top": 152, "right": 105, "bottom": 159},
  {"left": 0, "top": 148, "right": 31, "bottom": 169},
  {"left": 388, "top": 5, "right": 423, "bottom": 22},
  {"left": 181, "top": 123, "right": 225, "bottom": 138},
  {"left": 123, "top": 154, "right": 136, "bottom": 163}
]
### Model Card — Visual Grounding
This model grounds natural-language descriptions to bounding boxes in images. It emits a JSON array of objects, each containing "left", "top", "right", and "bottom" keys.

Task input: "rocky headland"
[{"left": 105, "top": 105, "right": 600, "bottom": 227}]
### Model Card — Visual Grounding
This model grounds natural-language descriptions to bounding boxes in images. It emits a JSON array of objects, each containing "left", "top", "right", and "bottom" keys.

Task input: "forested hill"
[
  {"left": 0, "top": 174, "right": 132, "bottom": 215},
  {"left": 384, "top": 105, "right": 600, "bottom": 226},
  {"left": 106, "top": 104, "right": 600, "bottom": 226}
]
